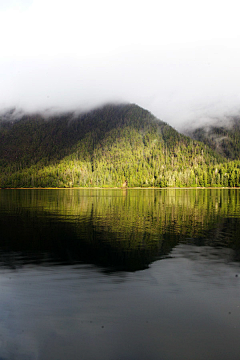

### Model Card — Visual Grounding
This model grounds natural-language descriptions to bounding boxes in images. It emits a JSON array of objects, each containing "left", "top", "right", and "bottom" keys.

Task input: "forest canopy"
[{"left": 1, "top": 104, "right": 240, "bottom": 188}]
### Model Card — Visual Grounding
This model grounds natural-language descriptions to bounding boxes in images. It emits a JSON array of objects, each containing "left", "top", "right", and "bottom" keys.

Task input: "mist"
[{"left": 1, "top": 0, "right": 240, "bottom": 130}]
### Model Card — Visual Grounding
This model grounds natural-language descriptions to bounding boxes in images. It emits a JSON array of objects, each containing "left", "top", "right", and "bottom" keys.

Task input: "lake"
[{"left": 0, "top": 188, "right": 240, "bottom": 360}]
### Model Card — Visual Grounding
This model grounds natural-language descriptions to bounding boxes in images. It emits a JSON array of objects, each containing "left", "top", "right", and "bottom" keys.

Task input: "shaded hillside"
[
  {"left": 0, "top": 103, "right": 240, "bottom": 188},
  {"left": 184, "top": 116, "right": 240, "bottom": 160}
]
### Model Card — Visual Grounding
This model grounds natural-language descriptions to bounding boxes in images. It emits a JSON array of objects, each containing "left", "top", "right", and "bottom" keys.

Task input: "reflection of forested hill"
[
  {"left": 2, "top": 103, "right": 240, "bottom": 188},
  {"left": 0, "top": 189, "right": 240, "bottom": 271}
]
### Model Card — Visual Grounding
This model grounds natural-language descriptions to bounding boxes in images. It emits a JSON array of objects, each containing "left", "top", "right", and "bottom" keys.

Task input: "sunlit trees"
[{"left": 1, "top": 104, "right": 240, "bottom": 188}]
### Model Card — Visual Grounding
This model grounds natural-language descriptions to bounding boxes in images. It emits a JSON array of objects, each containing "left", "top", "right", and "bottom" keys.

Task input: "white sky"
[{"left": 1, "top": 0, "right": 240, "bottom": 128}]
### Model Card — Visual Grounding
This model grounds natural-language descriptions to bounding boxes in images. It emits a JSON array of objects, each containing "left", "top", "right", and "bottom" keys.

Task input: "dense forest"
[
  {"left": 1, "top": 103, "right": 240, "bottom": 188},
  {"left": 185, "top": 116, "right": 240, "bottom": 160}
]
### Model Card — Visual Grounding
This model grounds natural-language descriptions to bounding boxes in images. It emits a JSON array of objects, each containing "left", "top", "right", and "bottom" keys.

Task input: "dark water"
[{"left": 0, "top": 189, "right": 240, "bottom": 360}]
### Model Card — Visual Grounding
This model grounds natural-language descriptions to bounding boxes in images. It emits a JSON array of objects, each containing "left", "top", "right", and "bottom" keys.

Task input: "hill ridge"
[{"left": 0, "top": 103, "right": 240, "bottom": 188}]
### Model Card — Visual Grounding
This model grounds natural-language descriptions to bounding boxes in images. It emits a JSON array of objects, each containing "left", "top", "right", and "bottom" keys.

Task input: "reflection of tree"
[{"left": 0, "top": 189, "right": 240, "bottom": 271}]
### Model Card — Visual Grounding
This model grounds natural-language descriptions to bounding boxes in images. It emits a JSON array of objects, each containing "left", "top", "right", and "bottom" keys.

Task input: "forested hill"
[
  {"left": 0, "top": 103, "right": 240, "bottom": 188},
  {"left": 184, "top": 116, "right": 240, "bottom": 161}
]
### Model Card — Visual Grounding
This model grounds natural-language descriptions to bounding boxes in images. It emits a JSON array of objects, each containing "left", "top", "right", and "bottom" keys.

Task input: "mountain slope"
[
  {"left": 0, "top": 103, "right": 239, "bottom": 188},
  {"left": 184, "top": 116, "right": 240, "bottom": 160}
]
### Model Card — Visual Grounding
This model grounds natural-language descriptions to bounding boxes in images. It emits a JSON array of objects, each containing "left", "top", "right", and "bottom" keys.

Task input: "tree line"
[{"left": 1, "top": 104, "right": 240, "bottom": 188}]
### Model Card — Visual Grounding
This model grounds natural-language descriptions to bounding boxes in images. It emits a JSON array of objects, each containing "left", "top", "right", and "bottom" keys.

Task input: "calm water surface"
[{"left": 0, "top": 189, "right": 240, "bottom": 360}]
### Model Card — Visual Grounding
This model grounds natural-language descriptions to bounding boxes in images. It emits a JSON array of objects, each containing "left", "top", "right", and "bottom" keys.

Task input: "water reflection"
[
  {"left": 1, "top": 189, "right": 240, "bottom": 360},
  {"left": 0, "top": 189, "right": 240, "bottom": 270},
  {"left": 0, "top": 255, "right": 240, "bottom": 360}
]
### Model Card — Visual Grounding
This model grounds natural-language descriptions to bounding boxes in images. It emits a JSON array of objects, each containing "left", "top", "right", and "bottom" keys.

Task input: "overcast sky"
[{"left": 1, "top": 0, "right": 240, "bottom": 129}]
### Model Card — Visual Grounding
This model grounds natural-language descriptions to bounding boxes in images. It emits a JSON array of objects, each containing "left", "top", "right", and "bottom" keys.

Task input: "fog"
[{"left": 1, "top": 0, "right": 240, "bottom": 129}]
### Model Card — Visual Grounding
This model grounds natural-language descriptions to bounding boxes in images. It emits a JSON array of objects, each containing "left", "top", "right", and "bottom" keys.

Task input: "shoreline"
[{"left": 0, "top": 187, "right": 239, "bottom": 190}]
